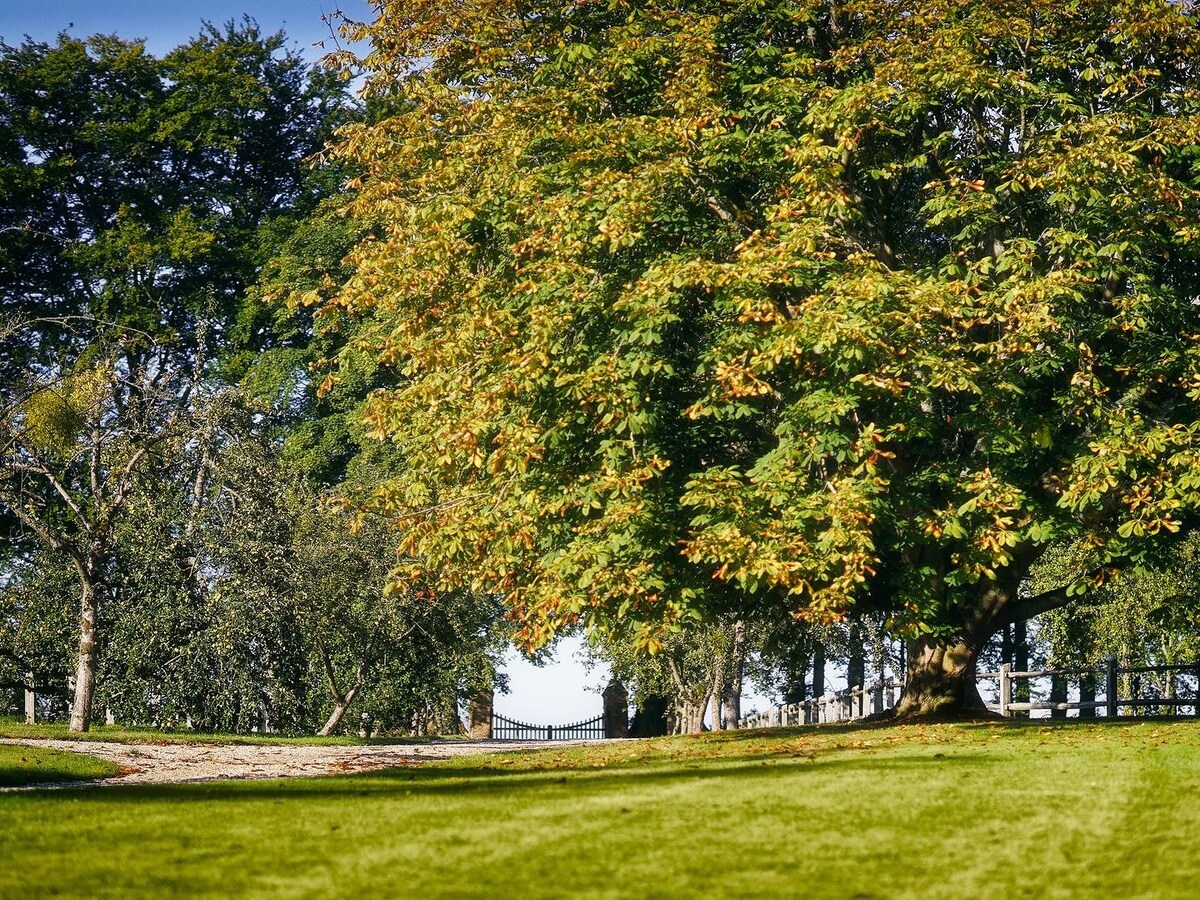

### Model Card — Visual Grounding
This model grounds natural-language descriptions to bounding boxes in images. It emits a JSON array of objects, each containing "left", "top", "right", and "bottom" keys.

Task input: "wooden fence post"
[
  {"left": 1079, "top": 670, "right": 1097, "bottom": 719},
  {"left": 1194, "top": 662, "right": 1200, "bottom": 717},
  {"left": 1106, "top": 657, "right": 1119, "bottom": 718},
  {"left": 24, "top": 673, "right": 35, "bottom": 725},
  {"left": 999, "top": 664, "right": 1011, "bottom": 717},
  {"left": 872, "top": 682, "right": 884, "bottom": 716}
]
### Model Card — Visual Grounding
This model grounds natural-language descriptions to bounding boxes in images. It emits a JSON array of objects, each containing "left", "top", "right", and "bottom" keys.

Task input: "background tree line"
[{"left": 0, "top": 21, "right": 505, "bottom": 734}]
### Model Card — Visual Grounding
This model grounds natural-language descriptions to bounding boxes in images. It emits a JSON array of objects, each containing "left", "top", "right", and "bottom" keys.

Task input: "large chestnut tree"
[{"left": 326, "top": 0, "right": 1200, "bottom": 716}]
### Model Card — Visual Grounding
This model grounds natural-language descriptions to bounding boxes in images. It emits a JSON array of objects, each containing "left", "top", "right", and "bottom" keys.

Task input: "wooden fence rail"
[
  {"left": 739, "top": 659, "right": 1200, "bottom": 730},
  {"left": 979, "top": 659, "right": 1200, "bottom": 717}
]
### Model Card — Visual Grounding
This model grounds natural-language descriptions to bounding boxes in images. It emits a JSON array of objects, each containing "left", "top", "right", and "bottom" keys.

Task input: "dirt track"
[{"left": 0, "top": 737, "right": 601, "bottom": 789}]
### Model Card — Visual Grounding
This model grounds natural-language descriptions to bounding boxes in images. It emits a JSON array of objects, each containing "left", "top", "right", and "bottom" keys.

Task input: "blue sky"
[{"left": 0, "top": 0, "right": 375, "bottom": 60}]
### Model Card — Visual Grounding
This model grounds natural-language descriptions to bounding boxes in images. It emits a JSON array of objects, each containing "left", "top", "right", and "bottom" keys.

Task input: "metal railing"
[{"left": 492, "top": 712, "right": 607, "bottom": 741}]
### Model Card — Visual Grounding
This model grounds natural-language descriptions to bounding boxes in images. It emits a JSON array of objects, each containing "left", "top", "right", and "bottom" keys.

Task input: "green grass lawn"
[
  {"left": 0, "top": 717, "right": 430, "bottom": 746},
  {"left": 2, "top": 720, "right": 1198, "bottom": 899},
  {"left": 0, "top": 744, "right": 122, "bottom": 787}
]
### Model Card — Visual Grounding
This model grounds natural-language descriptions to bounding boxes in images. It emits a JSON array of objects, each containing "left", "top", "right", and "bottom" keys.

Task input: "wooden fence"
[
  {"left": 979, "top": 659, "right": 1200, "bottom": 717},
  {"left": 738, "top": 680, "right": 901, "bottom": 729},
  {"left": 739, "top": 659, "right": 1200, "bottom": 729},
  {"left": 491, "top": 712, "right": 608, "bottom": 741}
]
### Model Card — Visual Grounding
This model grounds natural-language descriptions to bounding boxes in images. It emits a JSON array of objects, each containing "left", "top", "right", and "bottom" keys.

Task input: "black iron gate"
[{"left": 492, "top": 712, "right": 606, "bottom": 740}]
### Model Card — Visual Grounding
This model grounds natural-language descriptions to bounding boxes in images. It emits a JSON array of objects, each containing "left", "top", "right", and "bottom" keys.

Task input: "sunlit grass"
[
  {"left": 0, "top": 717, "right": 431, "bottom": 746},
  {"left": 0, "top": 744, "right": 121, "bottom": 787},
  {"left": 3, "top": 720, "right": 1198, "bottom": 898}
]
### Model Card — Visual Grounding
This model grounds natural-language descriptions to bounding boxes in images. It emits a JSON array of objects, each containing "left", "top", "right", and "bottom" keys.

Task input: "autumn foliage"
[{"left": 327, "top": 0, "right": 1200, "bottom": 714}]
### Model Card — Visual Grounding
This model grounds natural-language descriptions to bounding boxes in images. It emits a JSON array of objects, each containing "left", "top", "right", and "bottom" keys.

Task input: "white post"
[
  {"left": 999, "top": 664, "right": 1012, "bottom": 717},
  {"left": 24, "top": 673, "right": 35, "bottom": 725}
]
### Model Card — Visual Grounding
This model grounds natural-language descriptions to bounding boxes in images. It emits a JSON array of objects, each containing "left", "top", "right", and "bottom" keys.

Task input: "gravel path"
[{"left": 0, "top": 737, "right": 602, "bottom": 789}]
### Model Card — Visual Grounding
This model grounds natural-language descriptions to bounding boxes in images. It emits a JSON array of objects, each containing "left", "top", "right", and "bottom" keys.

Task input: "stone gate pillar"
[
  {"left": 468, "top": 689, "right": 493, "bottom": 739},
  {"left": 603, "top": 679, "right": 629, "bottom": 738}
]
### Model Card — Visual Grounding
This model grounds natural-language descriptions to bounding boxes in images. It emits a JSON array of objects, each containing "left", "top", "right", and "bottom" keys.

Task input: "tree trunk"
[
  {"left": 676, "top": 697, "right": 708, "bottom": 734},
  {"left": 890, "top": 557, "right": 1078, "bottom": 720},
  {"left": 1050, "top": 673, "right": 1067, "bottom": 720},
  {"left": 1079, "top": 672, "right": 1097, "bottom": 719},
  {"left": 721, "top": 619, "right": 747, "bottom": 728},
  {"left": 784, "top": 653, "right": 809, "bottom": 705},
  {"left": 314, "top": 638, "right": 370, "bottom": 737},
  {"left": 317, "top": 684, "right": 360, "bottom": 737},
  {"left": 708, "top": 646, "right": 726, "bottom": 732},
  {"left": 847, "top": 621, "right": 865, "bottom": 691},
  {"left": 812, "top": 646, "right": 826, "bottom": 698},
  {"left": 893, "top": 634, "right": 988, "bottom": 719},
  {"left": 707, "top": 689, "right": 722, "bottom": 732},
  {"left": 69, "top": 580, "right": 99, "bottom": 733}
]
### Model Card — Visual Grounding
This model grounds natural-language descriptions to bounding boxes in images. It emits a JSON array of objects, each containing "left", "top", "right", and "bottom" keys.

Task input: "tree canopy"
[
  {"left": 0, "top": 23, "right": 348, "bottom": 729},
  {"left": 325, "top": 0, "right": 1200, "bottom": 716}
]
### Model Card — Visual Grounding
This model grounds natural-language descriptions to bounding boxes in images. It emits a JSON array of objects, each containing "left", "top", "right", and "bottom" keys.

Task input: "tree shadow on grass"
[
  {"left": 19, "top": 748, "right": 994, "bottom": 806},
  {"left": 0, "top": 765, "right": 112, "bottom": 788}
]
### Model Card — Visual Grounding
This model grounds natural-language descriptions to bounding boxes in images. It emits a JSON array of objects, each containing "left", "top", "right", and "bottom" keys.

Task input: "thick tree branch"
[{"left": 996, "top": 572, "right": 1106, "bottom": 629}]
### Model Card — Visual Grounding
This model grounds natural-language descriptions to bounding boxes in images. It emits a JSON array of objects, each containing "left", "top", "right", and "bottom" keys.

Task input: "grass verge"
[
  {"left": 2, "top": 719, "right": 1198, "bottom": 898},
  {"left": 0, "top": 744, "right": 121, "bottom": 787},
  {"left": 0, "top": 718, "right": 430, "bottom": 746}
]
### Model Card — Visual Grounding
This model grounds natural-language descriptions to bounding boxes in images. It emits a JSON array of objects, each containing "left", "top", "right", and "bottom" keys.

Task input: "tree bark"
[
  {"left": 1079, "top": 672, "right": 1097, "bottom": 719},
  {"left": 1013, "top": 620, "right": 1030, "bottom": 719},
  {"left": 893, "top": 634, "right": 988, "bottom": 718},
  {"left": 721, "top": 619, "right": 747, "bottom": 728},
  {"left": 1050, "top": 673, "right": 1067, "bottom": 720},
  {"left": 317, "top": 684, "right": 360, "bottom": 737},
  {"left": 707, "top": 689, "right": 722, "bottom": 732},
  {"left": 847, "top": 621, "right": 865, "bottom": 690},
  {"left": 314, "top": 638, "right": 370, "bottom": 737},
  {"left": 812, "top": 645, "right": 826, "bottom": 700},
  {"left": 69, "top": 579, "right": 99, "bottom": 732},
  {"left": 890, "top": 571, "right": 1060, "bottom": 720}
]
